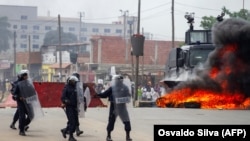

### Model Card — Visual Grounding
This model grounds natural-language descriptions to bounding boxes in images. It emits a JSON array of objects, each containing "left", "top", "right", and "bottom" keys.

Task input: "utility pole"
[
  {"left": 58, "top": 14, "right": 62, "bottom": 82},
  {"left": 243, "top": 0, "right": 245, "bottom": 10},
  {"left": 135, "top": 0, "right": 141, "bottom": 107},
  {"left": 13, "top": 31, "right": 16, "bottom": 77},
  {"left": 120, "top": 10, "right": 129, "bottom": 63},
  {"left": 28, "top": 35, "right": 31, "bottom": 71},
  {"left": 79, "top": 13, "right": 82, "bottom": 42},
  {"left": 129, "top": 21, "right": 134, "bottom": 82},
  {"left": 171, "top": 0, "right": 175, "bottom": 48},
  {"left": 79, "top": 12, "right": 85, "bottom": 42}
]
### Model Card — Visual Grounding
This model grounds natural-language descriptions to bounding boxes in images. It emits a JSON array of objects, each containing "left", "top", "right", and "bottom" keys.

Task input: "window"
[
  {"left": 13, "top": 25, "right": 17, "bottom": 29},
  {"left": 21, "top": 35, "right": 27, "bottom": 39},
  {"left": 80, "top": 37, "right": 87, "bottom": 41},
  {"left": 21, "top": 25, "right": 28, "bottom": 30},
  {"left": 32, "top": 44, "right": 39, "bottom": 49},
  {"left": 104, "top": 28, "right": 111, "bottom": 33},
  {"left": 33, "top": 25, "right": 39, "bottom": 30},
  {"left": 45, "top": 26, "right": 51, "bottom": 31},
  {"left": 69, "top": 27, "right": 75, "bottom": 32},
  {"left": 21, "top": 44, "right": 27, "bottom": 48},
  {"left": 92, "top": 28, "right": 99, "bottom": 33},
  {"left": 21, "top": 15, "right": 28, "bottom": 20},
  {"left": 81, "top": 28, "right": 87, "bottom": 32},
  {"left": 33, "top": 35, "right": 39, "bottom": 39},
  {"left": 116, "top": 29, "right": 122, "bottom": 34}
]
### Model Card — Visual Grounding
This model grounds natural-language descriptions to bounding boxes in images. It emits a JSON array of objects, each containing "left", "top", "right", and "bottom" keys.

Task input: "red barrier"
[{"left": 33, "top": 82, "right": 106, "bottom": 108}]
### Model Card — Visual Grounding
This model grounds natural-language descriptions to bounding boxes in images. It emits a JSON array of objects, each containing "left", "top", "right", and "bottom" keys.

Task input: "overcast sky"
[{"left": 0, "top": 0, "right": 249, "bottom": 41}]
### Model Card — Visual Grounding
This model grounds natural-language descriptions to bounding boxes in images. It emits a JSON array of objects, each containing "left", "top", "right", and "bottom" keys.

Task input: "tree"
[
  {"left": 0, "top": 16, "right": 12, "bottom": 52},
  {"left": 200, "top": 16, "right": 217, "bottom": 30},
  {"left": 43, "top": 28, "right": 78, "bottom": 46},
  {"left": 200, "top": 7, "right": 250, "bottom": 29}
]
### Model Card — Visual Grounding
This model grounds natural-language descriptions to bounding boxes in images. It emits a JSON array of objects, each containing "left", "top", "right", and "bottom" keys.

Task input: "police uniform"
[
  {"left": 9, "top": 75, "right": 21, "bottom": 130},
  {"left": 13, "top": 71, "right": 31, "bottom": 136},
  {"left": 97, "top": 75, "right": 132, "bottom": 141},
  {"left": 61, "top": 76, "right": 78, "bottom": 141}
]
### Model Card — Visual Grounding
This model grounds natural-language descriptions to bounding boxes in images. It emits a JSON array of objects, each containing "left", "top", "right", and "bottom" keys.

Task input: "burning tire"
[{"left": 184, "top": 101, "right": 201, "bottom": 108}]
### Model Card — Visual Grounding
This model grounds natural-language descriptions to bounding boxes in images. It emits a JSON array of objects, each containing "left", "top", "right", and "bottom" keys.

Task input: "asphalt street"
[{"left": 0, "top": 104, "right": 250, "bottom": 141}]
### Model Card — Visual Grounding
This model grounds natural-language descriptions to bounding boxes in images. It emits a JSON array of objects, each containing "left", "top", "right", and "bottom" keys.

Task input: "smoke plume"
[{"left": 174, "top": 18, "right": 250, "bottom": 98}]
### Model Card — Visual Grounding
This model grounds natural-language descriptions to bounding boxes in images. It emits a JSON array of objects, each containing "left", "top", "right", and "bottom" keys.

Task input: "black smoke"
[{"left": 174, "top": 18, "right": 250, "bottom": 97}]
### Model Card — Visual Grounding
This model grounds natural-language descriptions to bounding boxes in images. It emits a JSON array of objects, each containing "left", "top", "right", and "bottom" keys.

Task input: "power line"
[
  {"left": 84, "top": 2, "right": 172, "bottom": 21},
  {"left": 175, "top": 2, "right": 221, "bottom": 12}
]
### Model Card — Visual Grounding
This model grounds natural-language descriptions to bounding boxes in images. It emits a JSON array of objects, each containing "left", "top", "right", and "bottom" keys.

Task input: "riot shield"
[
  {"left": 18, "top": 79, "right": 44, "bottom": 120},
  {"left": 111, "top": 77, "right": 132, "bottom": 122},
  {"left": 76, "top": 81, "right": 85, "bottom": 118},
  {"left": 84, "top": 87, "right": 91, "bottom": 107}
]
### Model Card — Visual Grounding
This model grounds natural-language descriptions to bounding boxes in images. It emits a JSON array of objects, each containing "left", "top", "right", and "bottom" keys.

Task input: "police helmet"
[
  {"left": 112, "top": 75, "right": 123, "bottom": 80},
  {"left": 68, "top": 75, "right": 79, "bottom": 82},
  {"left": 72, "top": 72, "right": 80, "bottom": 80},
  {"left": 19, "top": 69, "right": 29, "bottom": 77}
]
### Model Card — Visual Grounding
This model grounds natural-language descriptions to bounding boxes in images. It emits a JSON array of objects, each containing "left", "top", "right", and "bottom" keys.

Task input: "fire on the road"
[
  {"left": 156, "top": 18, "right": 250, "bottom": 109},
  {"left": 156, "top": 88, "right": 250, "bottom": 109}
]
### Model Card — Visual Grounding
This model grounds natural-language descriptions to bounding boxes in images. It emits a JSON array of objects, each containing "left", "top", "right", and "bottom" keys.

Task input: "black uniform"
[
  {"left": 98, "top": 86, "right": 132, "bottom": 141},
  {"left": 61, "top": 82, "right": 78, "bottom": 141},
  {"left": 62, "top": 73, "right": 84, "bottom": 137},
  {"left": 13, "top": 75, "right": 31, "bottom": 136},
  {"left": 9, "top": 78, "right": 21, "bottom": 129}
]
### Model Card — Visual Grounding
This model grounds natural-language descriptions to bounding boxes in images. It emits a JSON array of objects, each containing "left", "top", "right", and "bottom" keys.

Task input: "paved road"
[{"left": 1, "top": 105, "right": 250, "bottom": 141}]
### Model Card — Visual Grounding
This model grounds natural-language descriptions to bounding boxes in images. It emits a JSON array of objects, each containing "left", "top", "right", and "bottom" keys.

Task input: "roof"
[{"left": 50, "top": 63, "right": 71, "bottom": 69}]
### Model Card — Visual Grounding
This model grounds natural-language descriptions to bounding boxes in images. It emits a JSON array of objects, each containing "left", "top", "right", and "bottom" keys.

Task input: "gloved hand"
[
  {"left": 61, "top": 103, "right": 66, "bottom": 108},
  {"left": 12, "top": 95, "right": 17, "bottom": 101},
  {"left": 63, "top": 99, "right": 70, "bottom": 104},
  {"left": 84, "top": 103, "right": 87, "bottom": 112}
]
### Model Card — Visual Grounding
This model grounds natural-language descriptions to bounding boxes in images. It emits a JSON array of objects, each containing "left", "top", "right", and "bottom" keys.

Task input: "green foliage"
[
  {"left": 200, "top": 7, "right": 250, "bottom": 30},
  {"left": 200, "top": 16, "right": 217, "bottom": 30},
  {"left": 0, "top": 16, "right": 12, "bottom": 52},
  {"left": 43, "top": 28, "right": 78, "bottom": 46}
]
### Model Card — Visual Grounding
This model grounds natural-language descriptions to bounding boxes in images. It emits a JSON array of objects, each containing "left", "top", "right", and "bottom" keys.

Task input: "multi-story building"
[
  {"left": 0, "top": 5, "right": 138, "bottom": 53},
  {"left": 0, "top": 5, "right": 139, "bottom": 81}
]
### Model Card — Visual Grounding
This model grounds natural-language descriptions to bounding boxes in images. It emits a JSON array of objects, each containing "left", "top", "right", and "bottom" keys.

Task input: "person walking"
[
  {"left": 9, "top": 74, "right": 21, "bottom": 130},
  {"left": 61, "top": 75, "right": 79, "bottom": 141},
  {"left": 96, "top": 75, "right": 132, "bottom": 141},
  {"left": 12, "top": 70, "right": 32, "bottom": 136},
  {"left": 61, "top": 73, "right": 84, "bottom": 137}
]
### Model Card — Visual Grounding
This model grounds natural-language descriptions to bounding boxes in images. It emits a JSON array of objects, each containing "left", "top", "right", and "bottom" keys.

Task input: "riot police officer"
[
  {"left": 13, "top": 70, "right": 31, "bottom": 136},
  {"left": 61, "top": 75, "right": 79, "bottom": 141},
  {"left": 9, "top": 73, "right": 21, "bottom": 130},
  {"left": 97, "top": 75, "right": 132, "bottom": 141},
  {"left": 61, "top": 73, "right": 84, "bottom": 136}
]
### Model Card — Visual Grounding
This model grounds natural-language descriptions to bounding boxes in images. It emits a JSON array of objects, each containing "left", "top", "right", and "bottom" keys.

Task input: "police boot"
[
  {"left": 24, "top": 126, "right": 29, "bottom": 131},
  {"left": 126, "top": 131, "right": 132, "bottom": 141},
  {"left": 68, "top": 134, "right": 77, "bottom": 141},
  {"left": 106, "top": 131, "right": 112, "bottom": 141},
  {"left": 10, "top": 123, "right": 17, "bottom": 130},
  {"left": 106, "top": 136, "right": 112, "bottom": 141},
  {"left": 19, "top": 131, "right": 26, "bottom": 136},
  {"left": 61, "top": 128, "right": 67, "bottom": 138},
  {"left": 76, "top": 126, "right": 83, "bottom": 136}
]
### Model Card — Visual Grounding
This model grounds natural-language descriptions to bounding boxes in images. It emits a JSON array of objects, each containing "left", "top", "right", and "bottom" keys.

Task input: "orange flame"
[
  {"left": 156, "top": 88, "right": 250, "bottom": 109},
  {"left": 156, "top": 44, "right": 250, "bottom": 109}
]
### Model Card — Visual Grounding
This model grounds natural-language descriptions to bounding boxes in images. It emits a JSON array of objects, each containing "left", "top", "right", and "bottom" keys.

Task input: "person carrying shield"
[
  {"left": 61, "top": 75, "right": 79, "bottom": 141},
  {"left": 12, "top": 70, "right": 32, "bottom": 136},
  {"left": 96, "top": 75, "right": 132, "bottom": 141},
  {"left": 61, "top": 72, "right": 90, "bottom": 137}
]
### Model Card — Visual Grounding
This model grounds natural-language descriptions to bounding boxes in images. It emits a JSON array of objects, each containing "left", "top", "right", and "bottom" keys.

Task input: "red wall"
[{"left": 33, "top": 82, "right": 106, "bottom": 108}]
